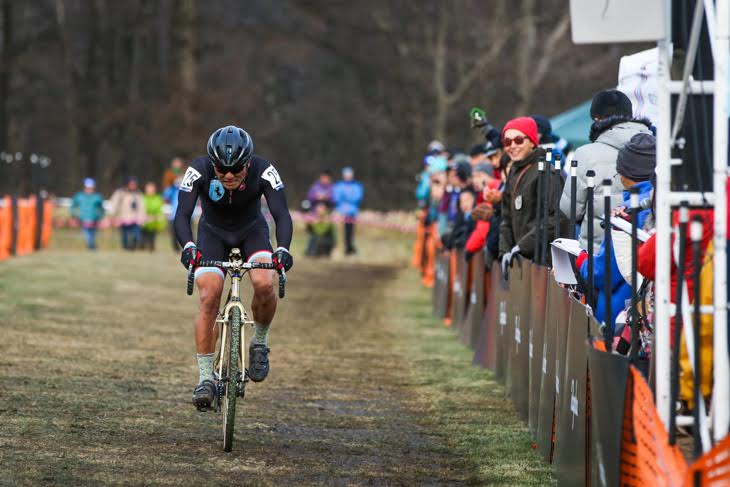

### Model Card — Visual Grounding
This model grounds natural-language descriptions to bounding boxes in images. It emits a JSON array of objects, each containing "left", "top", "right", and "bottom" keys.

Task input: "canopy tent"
[{"left": 550, "top": 100, "right": 592, "bottom": 150}]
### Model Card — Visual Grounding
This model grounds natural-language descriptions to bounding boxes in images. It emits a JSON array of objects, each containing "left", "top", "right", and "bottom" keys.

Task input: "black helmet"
[{"left": 207, "top": 125, "right": 254, "bottom": 172}]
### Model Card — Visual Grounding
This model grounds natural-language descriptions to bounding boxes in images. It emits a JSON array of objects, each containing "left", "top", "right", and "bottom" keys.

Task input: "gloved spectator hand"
[
  {"left": 501, "top": 251, "right": 513, "bottom": 277},
  {"left": 471, "top": 203, "right": 493, "bottom": 222},
  {"left": 180, "top": 242, "right": 201, "bottom": 270},
  {"left": 272, "top": 247, "right": 294, "bottom": 272},
  {"left": 575, "top": 250, "right": 588, "bottom": 269}
]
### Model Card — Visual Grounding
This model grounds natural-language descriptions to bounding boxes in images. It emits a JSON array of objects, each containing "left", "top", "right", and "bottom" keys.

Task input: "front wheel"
[{"left": 222, "top": 307, "right": 241, "bottom": 452}]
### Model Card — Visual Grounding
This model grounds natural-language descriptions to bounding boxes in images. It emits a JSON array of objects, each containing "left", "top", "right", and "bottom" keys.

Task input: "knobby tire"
[{"left": 222, "top": 307, "right": 241, "bottom": 452}]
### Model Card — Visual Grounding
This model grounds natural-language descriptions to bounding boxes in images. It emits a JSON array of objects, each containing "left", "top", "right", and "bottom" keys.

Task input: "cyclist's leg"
[
  {"left": 192, "top": 226, "right": 226, "bottom": 407},
  {"left": 243, "top": 226, "right": 276, "bottom": 382}
]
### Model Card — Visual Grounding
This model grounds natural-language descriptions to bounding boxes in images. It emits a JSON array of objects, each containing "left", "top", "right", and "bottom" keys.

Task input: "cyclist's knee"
[
  {"left": 251, "top": 270, "right": 275, "bottom": 299},
  {"left": 198, "top": 276, "right": 223, "bottom": 312}
]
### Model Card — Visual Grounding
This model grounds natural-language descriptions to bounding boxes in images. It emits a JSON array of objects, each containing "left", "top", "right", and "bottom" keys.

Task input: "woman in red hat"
[{"left": 498, "top": 116, "right": 567, "bottom": 276}]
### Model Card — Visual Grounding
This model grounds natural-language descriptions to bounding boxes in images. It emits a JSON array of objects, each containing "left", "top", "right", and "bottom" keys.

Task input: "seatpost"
[
  {"left": 602, "top": 179, "right": 613, "bottom": 352},
  {"left": 586, "top": 170, "right": 596, "bottom": 310},
  {"left": 535, "top": 158, "right": 545, "bottom": 264},
  {"left": 553, "top": 154, "right": 562, "bottom": 242},
  {"left": 541, "top": 152, "right": 551, "bottom": 266},
  {"left": 669, "top": 202, "right": 689, "bottom": 445},
  {"left": 569, "top": 160, "right": 578, "bottom": 239},
  {"left": 691, "top": 216, "right": 703, "bottom": 458},
  {"left": 628, "top": 187, "right": 640, "bottom": 363}
]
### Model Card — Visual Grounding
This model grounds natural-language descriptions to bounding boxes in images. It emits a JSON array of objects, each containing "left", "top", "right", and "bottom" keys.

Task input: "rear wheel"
[{"left": 222, "top": 307, "right": 241, "bottom": 452}]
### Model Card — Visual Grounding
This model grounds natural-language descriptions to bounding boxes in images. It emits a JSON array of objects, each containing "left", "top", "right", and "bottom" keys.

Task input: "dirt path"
[{"left": 0, "top": 250, "right": 476, "bottom": 486}]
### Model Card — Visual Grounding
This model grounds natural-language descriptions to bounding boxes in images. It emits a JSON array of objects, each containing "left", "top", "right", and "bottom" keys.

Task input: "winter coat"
[
  {"left": 306, "top": 181, "right": 334, "bottom": 206},
  {"left": 499, "top": 147, "right": 567, "bottom": 260},
  {"left": 142, "top": 194, "right": 166, "bottom": 233},
  {"left": 333, "top": 180, "right": 364, "bottom": 218},
  {"left": 71, "top": 191, "right": 105, "bottom": 226},
  {"left": 579, "top": 181, "right": 653, "bottom": 330},
  {"left": 162, "top": 185, "right": 180, "bottom": 222},
  {"left": 109, "top": 188, "right": 145, "bottom": 226},
  {"left": 560, "top": 117, "right": 653, "bottom": 252},
  {"left": 465, "top": 219, "right": 490, "bottom": 254}
]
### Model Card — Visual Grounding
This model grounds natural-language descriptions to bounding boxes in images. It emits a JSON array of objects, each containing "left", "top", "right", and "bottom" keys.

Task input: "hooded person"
[
  {"left": 576, "top": 133, "right": 656, "bottom": 333},
  {"left": 498, "top": 117, "right": 567, "bottom": 276},
  {"left": 560, "top": 89, "right": 653, "bottom": 252}
]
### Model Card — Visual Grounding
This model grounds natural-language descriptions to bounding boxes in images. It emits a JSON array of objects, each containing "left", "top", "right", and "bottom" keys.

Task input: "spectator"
[
  {"left": 469, "top": 144, "right": 489, "bottom": 168},
  {"left": 306, "top": 170, "right": 334, "bottom": 209},
  {"left": 70, "top": 178, "right": 105, "bottom": 250},
  {"left": 417, "top": 144, "right": 448, "bottom": 209},
  {"left": 333, "top": 166, "right": 364, "bottom": 255},
  {"left": 162, "top": 173, "right": 183, "bottom": 251},
  {"left": 532, "top": 114, "right": 567, "bottom": 162},
  {"left": 499, "top": 117, "right": 565, "bottom": 274},
  {"left": 140, "top": 182, "right": 165, "bottom": 251},
  {"left": 305, "top": 202, "right": 336, "bottom": 257},
  {"left": 162, "top": 157, "right": 186, "bottom": 190},
  {"left": 109, "top": 176, "right": 145, "bottom": 250},
  {"left": 576, "top": 133, "right": 656, "bottom": 331},
  {"left": 560, "top": 89, "right": 653, "bottom": 251},
  {"left": 438, "top": 155, "right": 471, "bottom": 238},
  {"left": 448, "top": 189, "right": 476, "bottom": 250}
]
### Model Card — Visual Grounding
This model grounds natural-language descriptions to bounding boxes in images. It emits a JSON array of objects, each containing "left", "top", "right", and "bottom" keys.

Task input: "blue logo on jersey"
[{"left": 209, "top": 179, "right": 225, "bottom": 202}]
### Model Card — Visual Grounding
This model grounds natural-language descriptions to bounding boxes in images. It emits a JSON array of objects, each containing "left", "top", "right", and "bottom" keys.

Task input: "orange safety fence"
[
  {"left": 0, "top": 196, "right": 11, "bottom": 260},
  {"left": 41, "top": 199, "right": 53, "bottom": 248},
  {"left": 411, "top": 216, "right": 426, "bottom": 269},
  {"left": 16, "top": 197, "right": 36, "bottom": 256},
  {"left": 620, "top": 366, "right": 688, "bottom": 486},
  {"left": 444, "top": 249, "right": 456, "bottom": 327},
  {"left": 421, "top": 223, "right": 438, "bottom": 288},
  {"left": 685, "top": 433, "right": 730, "bottom": 486}
]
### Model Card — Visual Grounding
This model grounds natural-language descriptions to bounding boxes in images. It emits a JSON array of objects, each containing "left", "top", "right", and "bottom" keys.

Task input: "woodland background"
[{"left": 0, "top": 0, "right": 643, "bottom": 207}]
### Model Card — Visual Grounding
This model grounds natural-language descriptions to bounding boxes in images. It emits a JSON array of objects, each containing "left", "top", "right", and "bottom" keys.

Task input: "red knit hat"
[{"left": 502, "top": 117, "right": 539, "bottom": 147}]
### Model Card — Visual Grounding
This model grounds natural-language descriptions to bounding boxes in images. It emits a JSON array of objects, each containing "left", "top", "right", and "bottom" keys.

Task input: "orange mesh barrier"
[
  {"left": 685, "top": 433, "right": 730, "bottom": 486},
  {"left": 411, "top": 217, "right": 426, "bottom": 269},
  {"left": 15, "top": 197, "right": 36, "bottom": 256},
  {"left": 620, "top": 366, "right": 688, "bottom": 486},
  {"left": 0, "top": 196, "right": 11, "bottom": 260},
  {"left": 444, "top": 249, "right": 456, "bottom": 327},
  {"left": 41, "top": 200, "right": 53, "bottom": 248},
  {"left": 421, "top": 223, "right": 437, "bottom": 288}
]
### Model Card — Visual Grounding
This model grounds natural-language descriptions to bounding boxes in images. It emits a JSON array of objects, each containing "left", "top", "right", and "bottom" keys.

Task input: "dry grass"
[{"left": 0, "top": 227, "right": 551, "bottom": 486}]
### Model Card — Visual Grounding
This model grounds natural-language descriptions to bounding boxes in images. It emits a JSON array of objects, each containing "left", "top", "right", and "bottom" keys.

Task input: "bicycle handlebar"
[{"left": 186, "top": 261, "right": 287, "bottom": 298}]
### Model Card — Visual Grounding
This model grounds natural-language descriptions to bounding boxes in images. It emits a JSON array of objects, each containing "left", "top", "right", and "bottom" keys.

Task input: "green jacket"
[{"left": 142, "top": 194, "right": 166, "bottom": 232}]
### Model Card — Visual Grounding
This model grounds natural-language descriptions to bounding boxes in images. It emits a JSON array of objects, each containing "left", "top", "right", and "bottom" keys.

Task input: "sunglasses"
[
  {"left": 213, "top": 161, "right": 248, "bottom": 175},
  {"left": 502, "top": 135, "right": 527, "bottom": 148}
]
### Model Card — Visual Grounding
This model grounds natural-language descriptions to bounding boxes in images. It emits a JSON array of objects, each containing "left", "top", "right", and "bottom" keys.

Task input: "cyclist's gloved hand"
[
  {"left": 272, "top": 247, "right": 293, "bottom": 272},
  {"left": 181, "top": 242, "right": 202, "bottom": 269}
]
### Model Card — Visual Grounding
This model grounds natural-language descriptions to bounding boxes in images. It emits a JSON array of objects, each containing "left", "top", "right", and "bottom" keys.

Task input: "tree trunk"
[
  {"left": 0, "top": 0, "right": 11, "bottom": 152},
  {"left": 174, "top": 0, "right": 197, "bottom": 133}
]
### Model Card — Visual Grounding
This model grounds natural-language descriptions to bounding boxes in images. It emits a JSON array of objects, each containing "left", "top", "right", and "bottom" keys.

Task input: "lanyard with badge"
[{"left": 512, "top": 163, "right": 533, "bottom": 211}]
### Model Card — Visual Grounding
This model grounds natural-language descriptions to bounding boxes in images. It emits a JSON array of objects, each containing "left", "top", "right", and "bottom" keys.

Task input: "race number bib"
[
  {"left": 262, "top": 165, "right": 284, "bottom": 191},
  {"left": 179, "top": 167, "right": 201, "bottom": 192}
]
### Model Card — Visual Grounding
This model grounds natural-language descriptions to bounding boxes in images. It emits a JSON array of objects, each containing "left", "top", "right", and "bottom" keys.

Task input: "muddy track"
[{"left": 0, "top": 252, "right": 471, "bottom": 486}]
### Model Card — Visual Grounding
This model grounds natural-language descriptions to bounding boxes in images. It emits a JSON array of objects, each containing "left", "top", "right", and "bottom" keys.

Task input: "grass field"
[{"left": 0, "top": 226, "right": 553, "bottom": 486}]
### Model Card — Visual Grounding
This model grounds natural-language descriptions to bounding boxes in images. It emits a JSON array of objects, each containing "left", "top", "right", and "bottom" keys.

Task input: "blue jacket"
[
  {"left": 162, "top": 185, "right": 180, "bottom": 222},
  {"left": 71, "top": 191, "right": 105, "bottom": 224},
  {"left": 580, "top": 180, "right": 653, "bottom": 330},
  {"left": 333, "top": 180, "right": 364, "bottom": 217}
]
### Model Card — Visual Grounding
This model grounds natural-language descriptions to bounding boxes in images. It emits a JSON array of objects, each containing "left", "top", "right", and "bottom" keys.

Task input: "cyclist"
[{"left": 174, "top": 125, "right": 293, "bottom": 410}]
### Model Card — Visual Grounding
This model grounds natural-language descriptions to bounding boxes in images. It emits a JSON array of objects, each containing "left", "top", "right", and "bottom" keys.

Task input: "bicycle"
[{"left": 186, "top": 248, "right": 286, "bottom": 452}]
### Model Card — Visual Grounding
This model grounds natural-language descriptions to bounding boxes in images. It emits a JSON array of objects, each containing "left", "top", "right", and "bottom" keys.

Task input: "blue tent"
[{"left": 550, "top": 100, "right": 592, "bottom": 149}]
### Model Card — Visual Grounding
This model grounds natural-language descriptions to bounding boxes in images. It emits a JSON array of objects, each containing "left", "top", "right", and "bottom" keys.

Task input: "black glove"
[
  {"left": 464, "top": 250, "right": 473, "bottom": 262},
  {"left": 180, "top": 243, "right": 201, "bottom": 269},
  {"left": 272, "top": 247, "right": 293, "bottom": 271}
]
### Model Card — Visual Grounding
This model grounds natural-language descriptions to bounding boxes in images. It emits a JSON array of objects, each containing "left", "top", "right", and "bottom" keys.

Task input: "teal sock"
[
  {"left": 252, "top": 322, "right": 269, "bottom": 346},
  {"left": 196, "top": 353, "right": 215, "bottom": 383}
]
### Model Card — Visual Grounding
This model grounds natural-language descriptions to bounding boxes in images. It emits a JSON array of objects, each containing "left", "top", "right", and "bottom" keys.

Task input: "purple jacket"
[{"left": 306, "top": 181, "right": 334, "bottom": 205}]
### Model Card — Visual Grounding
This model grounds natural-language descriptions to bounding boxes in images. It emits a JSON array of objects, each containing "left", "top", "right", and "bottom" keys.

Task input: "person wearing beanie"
[
  {"left": 532, "top": 114, "right": 566, "bottom": 162},
  {"left": 70, "top": 177, "right": 105, "bottom": 250},
  {"left": 333, "top": 166, "right": 364, "bottom": 255},
  {"left": 560, "top": 89, "right": 653, "bottom": 252},
  {"left": 575, "top": 133, "right": 656, "bottom": 333},
  {"left": 498, "top": 117, "right": 568, "bottom": 276}
]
